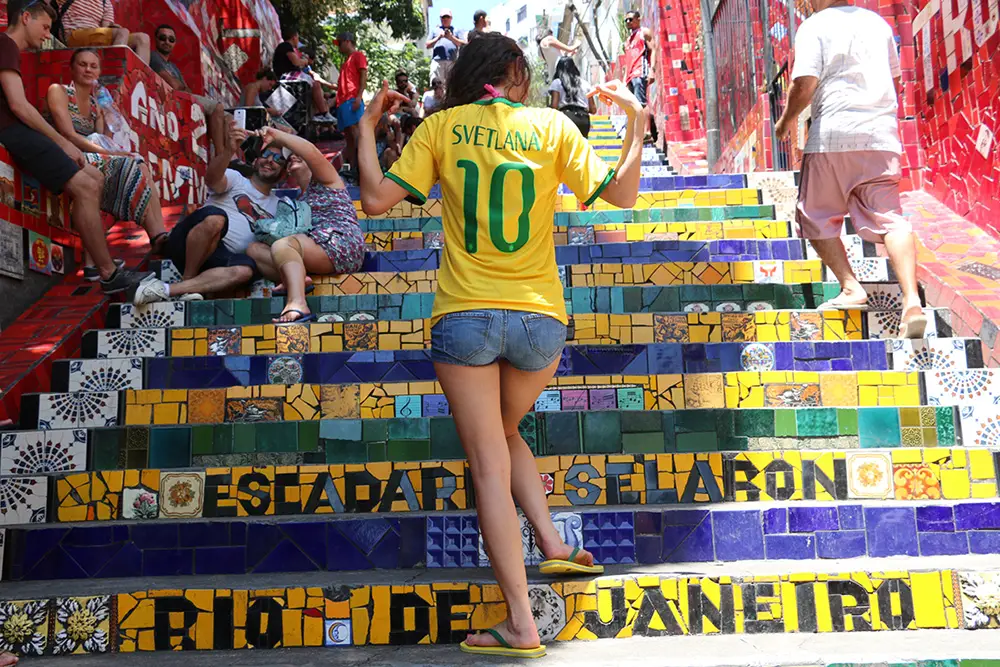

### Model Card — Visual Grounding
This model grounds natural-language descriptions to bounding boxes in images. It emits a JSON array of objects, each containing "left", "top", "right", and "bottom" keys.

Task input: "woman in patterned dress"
[
  {"left": 46, "top": 48, "right": 168, "bottom": 277},
  {"left": 246, "top": 127, "right": 365, "bottom": 323}
]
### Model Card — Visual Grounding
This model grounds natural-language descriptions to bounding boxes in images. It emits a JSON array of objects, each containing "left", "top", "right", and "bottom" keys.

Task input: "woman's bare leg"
[
  {"left": 435, "top": 361, "right": 541, "bottom": 651},
  {"left": 271, "top": 235, "right": 333, "bottom": 322},
  {"left": 500, "top": 359, "right": 596, "bottom": 566}
]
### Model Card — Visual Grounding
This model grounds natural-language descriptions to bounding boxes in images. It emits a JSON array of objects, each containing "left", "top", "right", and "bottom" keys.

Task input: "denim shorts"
[{"left": 430, "top": 309, "right": 567, "bottom": 372}]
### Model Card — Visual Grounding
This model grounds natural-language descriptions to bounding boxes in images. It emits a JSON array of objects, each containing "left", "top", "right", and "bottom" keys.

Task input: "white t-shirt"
[
  {"left": 791, "top": 6, "right": 902, "bottom": 155},
  {"left": 548, "top": 78, "right": 593, "bottom": 110},
  {"left": 422, "top": 91, "right": 442, "bottom": 113},
  {"left": 208, "top": 169, "right": 280, "bottom": 253}
]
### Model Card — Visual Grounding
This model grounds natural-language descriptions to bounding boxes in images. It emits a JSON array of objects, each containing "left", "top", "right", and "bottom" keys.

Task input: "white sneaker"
[
  {"left": 132, "top": 279, "right": 170, "bottom": 305},
  {"left": 179, "top": 293, "right": 204, "bottom": 301}
]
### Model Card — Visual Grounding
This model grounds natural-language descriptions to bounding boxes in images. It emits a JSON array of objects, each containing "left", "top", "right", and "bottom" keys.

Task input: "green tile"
[
  {"left": 675, "top": 409, "right": 720, "bottom": 434},
  {"left": 387, "top": 439, "right": 430, "bottom": 461},
  {"left": 188, "top": 300, "right": 215, "bottom": 326},
  {"left": 796, "top": 408, "right": 838, "bottom": 436},
  {"left": 90, "top": 428, "right": 123, "bottom": 470},
  {"left": 192, "top": 426, "right": 214, "bottom": 456},
  {"left": 621, "top": 410, "right": 662, "bottom": 433},
  {"left": 936, "top": 407, "right": 956, "bottom": 445},
  {"left": 774, "top": 410, "right": 797, "bottom": 437},
  {"left": 362, "top": 419, "right": 388, "bottom": 441},
  {"left": 582, "top": 411, "right": 622, "bottom": 454},
  {"left": 623, "top": 432, "right": 664, "bottom": 453},
  {"left": 326, "top": 439, "right": 367, "bottom": 464},
  {"left": 734, "top": 410, "right": 774, "bottom": 437},
  {"left": 148, "top": 428, "right": 192, "bottom": 468},
  {"left": 367, "top": 441, "right": 387, "bottom": 462},
  {"left": 676, "top": 431, "right": 718, "bottom": 452},
  {"left": 388, "top": 418, "right": 429, "bottom": 440},
  {"left": 298, "top": 422, "right": 320, "bottom": 451},
  {"left": 519, "top": 414, "right": 539, "bottom": 454},
  {"left": 837, "top": 409, "right": 858, "bottom": 435},
  {"left": 430, "top": 418, "right": 464, "bottom": 459},
  {"left": 213, "top": 424, "right": 234, "bottom": 454},
  {"left": 232, "top": 298, "right": 252, "bottom": 324},
  {"left": 257, "top": 423, "right": 298, "bottom": 452},
  {"left": 858, "top": 407, "right": 901, "bottom": 448},
  {"left": 233, "top": 424, "right": 256, "bottom": 452},
  {"left": 660, "top": 412, "right": 677, "bottom": 451},
  {"left": 720, "top": 436, "right": 749, "bottom": 451},
  {"left": 543, "top": 412, "right": 581, "bottom": 454}
]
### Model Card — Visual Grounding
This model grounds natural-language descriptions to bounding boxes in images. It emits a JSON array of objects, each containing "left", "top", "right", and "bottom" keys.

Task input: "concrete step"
[
  {"left": 51, "top": 339, "right": 984, "bottom": 392},
  {"left": 102, "top": 283, "right": 914, "bottom": 330},
  {"left": 20, "top": 446, "right": 997, "bottom": 525},
  {"left": 19, "top": 367, "right": 972, "bottom": 429},
  {"left": 15, "top": 631, "right": 1000, "bottom": 667},
  {"left": 0, "top": 557, "right": 991, "bottom": 656},
  {"left": 0, "top": 404, "right": 965, "bottom": 475},
  {"left": 11, "top": 498, "right": 1000, "bottom": 581}
]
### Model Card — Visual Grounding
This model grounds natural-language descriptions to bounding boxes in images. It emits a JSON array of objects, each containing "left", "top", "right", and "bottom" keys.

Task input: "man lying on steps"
[{"left": 131, "top": 121, "right": 287, "bottom": 305}]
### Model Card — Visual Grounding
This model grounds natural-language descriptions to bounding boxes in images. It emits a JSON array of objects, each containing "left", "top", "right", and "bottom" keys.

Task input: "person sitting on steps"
[
  {"left": 52, "top": 0, "right": 151, "bottom": 63},
  {"left": 0, "top": 0, "right": 151, "bottom": 294},
  {"left": 246, "top": 127, "right": 365, "bottom": 324},
  {"left": 357, "top": 32, "right": 647, "bottom": 658},
  {"left": 131, "top": 121, "right": 287, "bottom": 305},
  {"left": 271, "top": 25, "right": 334, "bottom": 123},
  {"left": 46, "top": 47, "right": 169, "bottom": 280}
]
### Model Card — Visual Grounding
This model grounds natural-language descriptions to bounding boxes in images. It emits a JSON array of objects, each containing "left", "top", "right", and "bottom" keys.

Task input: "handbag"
[{"left": 251, "top": 196, "right": 313, "bottom": 245}]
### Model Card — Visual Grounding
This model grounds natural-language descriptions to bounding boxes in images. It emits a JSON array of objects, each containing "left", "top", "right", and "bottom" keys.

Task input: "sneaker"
[
  {"left": 130, "top": 278, "right": 170, "bottom": 305},
  {"left": 101, "top": 267, "right": 154, "bottom": 296},
  {"left": 178, "top": 293, "right": 204, "bottom": 301},
  {"left": 83, "top": 258, "right": 125, "bottom": 282}
]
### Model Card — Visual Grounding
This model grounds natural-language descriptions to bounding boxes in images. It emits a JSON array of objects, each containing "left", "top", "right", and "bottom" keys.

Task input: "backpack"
[{"left": 251, "top": 196, "right": 312, "bottom": 245}]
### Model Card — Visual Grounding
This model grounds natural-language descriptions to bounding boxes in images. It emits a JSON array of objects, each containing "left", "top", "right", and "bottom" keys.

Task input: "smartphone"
[
  {"left": 233, "top": 108, "right": 247, "bottom": 130},
  {"left": 241, "top": 135, "right": 263, "bottom": 163}
]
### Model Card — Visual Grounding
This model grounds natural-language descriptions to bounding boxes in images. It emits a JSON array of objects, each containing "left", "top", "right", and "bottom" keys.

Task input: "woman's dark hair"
[
  {"left": 553, "top": 56, "right": 583, "bottom": 107},
  {"left": 70, "top": 47, "right": 100, "bottom": 67},
  {"left": 443, "top": 32, "right": 530, "bottom": 110}
]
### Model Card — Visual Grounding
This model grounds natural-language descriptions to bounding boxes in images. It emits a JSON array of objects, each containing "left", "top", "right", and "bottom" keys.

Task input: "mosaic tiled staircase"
[{"left": 4, "top": 116, "right": 1000, "bottom": 660}]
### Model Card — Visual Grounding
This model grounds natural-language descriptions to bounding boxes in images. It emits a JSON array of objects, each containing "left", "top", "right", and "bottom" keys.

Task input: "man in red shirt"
[
  {"left": 335, "top": 31, "right": 368, "bottom": 180},
  {"left": 624, "top": 10, "right": 657, "bottom": 144}
]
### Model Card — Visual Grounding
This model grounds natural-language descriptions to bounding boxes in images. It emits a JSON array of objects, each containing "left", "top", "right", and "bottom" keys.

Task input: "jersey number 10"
[{"left": 457, "top": 160, "right": 536, "bottom": 254}]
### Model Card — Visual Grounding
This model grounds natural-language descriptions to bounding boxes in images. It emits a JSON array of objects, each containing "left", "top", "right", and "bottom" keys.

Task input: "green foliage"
[
  {"left": 324, "top": 16, "right": 432, "bottom": 94},
  {"left": 270, "top": 0, "right": 425, "bottom": 68}
]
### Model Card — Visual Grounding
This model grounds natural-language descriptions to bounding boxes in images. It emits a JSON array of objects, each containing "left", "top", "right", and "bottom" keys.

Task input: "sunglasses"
[
  {"left": 261, "top": 149, "right": 287, "bottom": 165},
  {"left": 157, "top": 34, "right": 176, "bottom": 43}
]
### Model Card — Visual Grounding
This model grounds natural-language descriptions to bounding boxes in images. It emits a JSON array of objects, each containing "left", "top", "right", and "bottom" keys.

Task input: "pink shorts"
[{"left": 796, "top": 150, "right": 911, "bottom": 243}]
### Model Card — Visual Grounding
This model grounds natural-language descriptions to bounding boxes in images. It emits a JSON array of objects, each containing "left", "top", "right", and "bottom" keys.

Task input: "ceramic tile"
[
  {"left": 890, "top": 338, "right": 970, "bottom": 371},
  {"left": 121, "top": 486, "right": 159, "bottom": 520},
  {"left": 117, "top": 302, "right": 185, "bottom": 329},
  {"left": 53, "top": 596, "right": 111, "bottom": 654},
  {"left": 478, "top": 511, "right": 583, "bottom": 567},
  {"left": 158, "top": 471, "right": 205, "bottom": 519},
  {"left": 926, "top": 370, "right": 1000, "bottom": 406},
  {"left": 95, "top": 328, "right": 168, "bottom": 358},
  {"left": 959, "top": 406, "right": 1000, "bottom": 449},
  {"left": 866, "top": 308, "right": 939, "bottom": 340},
  {"left": 846, "top": 452, "right": 893, "bottom": 500},
  {"left": 38, "top": 392, "right": 119, "bottom": 429},
  {"left": 324, "top": 619, "right": 352, "bottom": 646},
  {"left": 67, "top": 358, "right": 144, "bottom": 392},
  {"left": 0, "top": 600, "right": 48, "bottom": 655},
  {"left": 959, "top": 571, "right": 1000, "bottom": 629},
  {"left": 0, "top": 429, "right": 87, "bottom": 474}
]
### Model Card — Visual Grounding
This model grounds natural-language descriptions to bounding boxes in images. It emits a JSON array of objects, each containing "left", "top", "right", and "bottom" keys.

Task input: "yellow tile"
[
  {"left": 910, "top": 572, "right": 948, "bottom": 628},
  {"left": 969, "top": 449, "right": 995, "bottom": 479},
  {"left": 940, "top": 469, "right": 972, "bottom": 499}
]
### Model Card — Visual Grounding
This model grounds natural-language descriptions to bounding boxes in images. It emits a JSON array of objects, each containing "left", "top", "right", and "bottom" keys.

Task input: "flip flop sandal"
[
  {"left": 274, "top": 309, "right": 316, "bottom": 324},
  {"left": 817, "top": 297, "right": 870, "bottom": 311},
  {"left": 459, "top": 629, "right": 546, "bottom": 659},
  {"left": 897, "top": 313, "right": 928, "bottom": 339},
  {"left": 538, "top": 546, "right": 604, "bottom": 576},
  {"left": 272, "top": 284, "right": 315, "bottom": 297}
]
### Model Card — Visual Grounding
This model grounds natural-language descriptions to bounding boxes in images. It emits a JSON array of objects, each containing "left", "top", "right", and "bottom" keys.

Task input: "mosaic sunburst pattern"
[
  {"left": 0, "top": 429, "right": 86, "bottom": 474},
  {"left": 843, "top": 257, "right": 889, "bottom": 282},
  {"left": 68, "top": 359, "right": 143, "bottom": 392},
  {"left": 119, "top": 302, "right": 185, "bottom": 329},
  {"left": 97, "top": 328, "right": 167, "bottom": 358},
  {"left": 867, "top": 308, "right": 939, "bottom": 340},
  {"left": 39, "top": 392, "right": 119, "bottom": 429},
  {"left": 891, "top": 339, "right": 966, "bottom": 372},
  {"left": 959, "top": 406, "right": 1000, "bottom": 448},
  {"left": 926, "top": 370, "right": 999, "bottom": 406},
  {"left": 0, "top": 476, "right": 47, "bottom": 524}
]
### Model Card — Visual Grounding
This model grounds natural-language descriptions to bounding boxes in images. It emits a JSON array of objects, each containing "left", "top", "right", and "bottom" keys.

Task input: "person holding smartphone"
[{"left": 425, "top": 8, "right": 465, "bottom": 88}]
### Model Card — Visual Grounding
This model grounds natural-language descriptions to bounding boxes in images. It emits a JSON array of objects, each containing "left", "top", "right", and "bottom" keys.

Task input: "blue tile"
[
  {"left": 955, "top": 502, "right": 1000, "bottom": 531},
  {"left": 764, "top": 534, "right": 815, "bottom": 559},
  {"left": 815, "top": 531, "right": 867, "bottom": 559},
  {"left": 838, "top": 505, "right": 864, "bottom": 530},
  {"left": 279, "top": 523, "right": 328, "bottom": 565},
  {"left": 179, "top": 522, "right": 232, "bottom": 548},
  {"left": 788, "top": 506, "right": 838, "bottom": 533},
  {"left": 712, "top": 510, "right": 764, "bottom": 561},
  {"left": 865, "top": 507, "right": 919, "bottom": 557},
  {"left": 326, "top": 528, "right": 375, "bottom": 571},
  {"left": 62, "top": 544, "right": 123, "bottom": 576},
  {"left": 969, "top": 531, "right": 1000, "bottom": 554},
  {"left": 763, "top": 508, "right": 787, "bottom": 534},
  {"left": 634, "top": 511, "right": 662, "bottom": 535},
  {"left": 23, "top": 548, "right": 89, "bottom": 581},
  {"left": 338, "top": 518, "right": 394, "bottom": 554},
  {"left": 919, "top": 532, "right": 969, "bottom": 556},
  {"left": 916, "top": 505, "right": 955, "bottom": 532},
  {"left": 253, "top": 540, "right": 323, "bottom": 573},
  {"left": 636, "top": 535, "right": 662, "bottom": 564},
  {"left": 397, "top": 517, "right": 427, "bottom": 568},
  {"left": 143, "top": 548, "right": 195, "bottom": 577},
  {"left": 194, "top": 546, "right": 246, "bottom": 575},
  {"left": 662, "top": 513, "right": 714, "bottom": 562}
]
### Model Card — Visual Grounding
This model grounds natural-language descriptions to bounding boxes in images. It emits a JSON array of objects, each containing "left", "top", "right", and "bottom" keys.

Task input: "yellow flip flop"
[
  {"left": 538, "top": 546, "right": 604, "bottom": 576},
  {"left": 459, "top": 629, "right": 546, "bottom": 659}
]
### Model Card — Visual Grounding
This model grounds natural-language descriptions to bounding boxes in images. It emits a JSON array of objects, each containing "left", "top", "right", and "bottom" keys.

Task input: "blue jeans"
[{"left": 430, "top": 309, "right": 567, "bottom": 372}]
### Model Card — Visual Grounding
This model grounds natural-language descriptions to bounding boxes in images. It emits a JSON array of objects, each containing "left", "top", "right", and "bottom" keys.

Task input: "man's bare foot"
[
  {"left": 0, "top": 652, "right": 19, "bottom": 666},
  {"left": 464, "top": 619, "right": 540, "bottom": 650}
]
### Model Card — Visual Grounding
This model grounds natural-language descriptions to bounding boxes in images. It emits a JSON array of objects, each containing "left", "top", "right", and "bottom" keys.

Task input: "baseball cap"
[{"left": 439, "top": 8, "right": 452, "bottom": 17}]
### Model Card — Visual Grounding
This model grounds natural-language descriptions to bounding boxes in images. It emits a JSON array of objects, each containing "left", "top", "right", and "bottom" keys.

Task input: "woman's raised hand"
[
  {"left": 361, "top": 81, "right": 412, "bottom": 129},
  {"left": 588, "top": 79, "right": 644, "bottom": 117}
]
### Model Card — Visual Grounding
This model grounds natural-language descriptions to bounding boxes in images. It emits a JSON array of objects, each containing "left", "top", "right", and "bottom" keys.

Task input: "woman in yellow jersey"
[{"left": 357, "top": 33, "right": 647, "bottom": 659}]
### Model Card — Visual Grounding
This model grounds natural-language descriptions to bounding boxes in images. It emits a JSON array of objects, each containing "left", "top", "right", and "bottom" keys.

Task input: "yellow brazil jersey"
[{"left": 386, "top": 98, "right": 614, "bottom": 325}]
